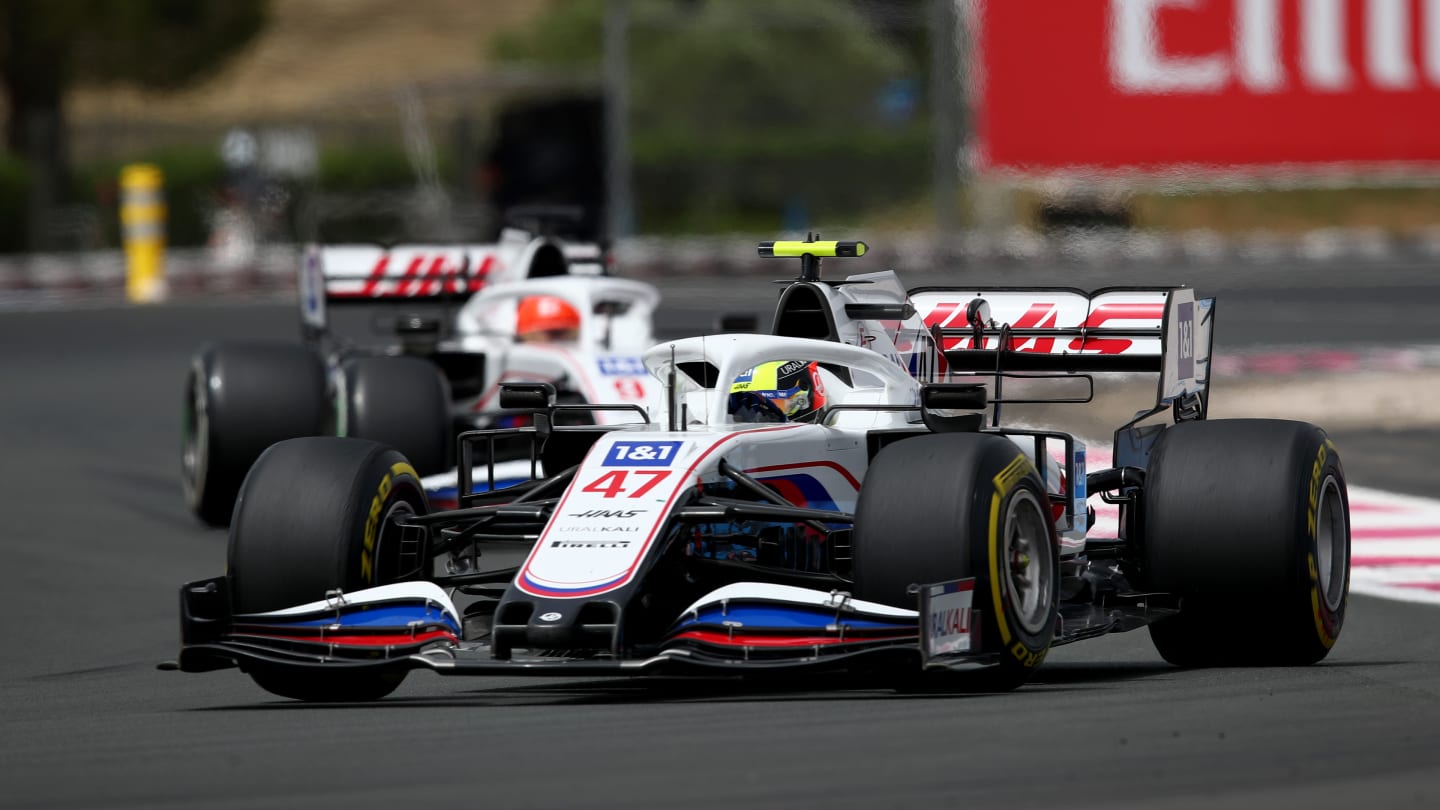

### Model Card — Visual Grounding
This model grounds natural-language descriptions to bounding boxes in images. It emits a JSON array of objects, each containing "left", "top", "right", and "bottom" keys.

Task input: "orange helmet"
[{"left": 516, "top": 295, "right": 581, "bottom": 339}]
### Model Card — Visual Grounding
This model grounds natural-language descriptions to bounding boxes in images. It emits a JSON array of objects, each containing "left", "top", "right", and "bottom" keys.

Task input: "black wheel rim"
[
  {"left": 1315, "top": 475, "right": 1348, "bottom": 613},
  {"left": 181, "top": 368, "right": 208, "bottom": 506}
]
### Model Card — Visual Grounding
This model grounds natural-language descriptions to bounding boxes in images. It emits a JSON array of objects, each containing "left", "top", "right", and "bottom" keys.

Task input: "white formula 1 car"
[
  {"left": 181, "top": 226, "right": 659, "bottom": 526},
  {"left": 170, "top": 238, "right": 1350, "bottom": 701}
]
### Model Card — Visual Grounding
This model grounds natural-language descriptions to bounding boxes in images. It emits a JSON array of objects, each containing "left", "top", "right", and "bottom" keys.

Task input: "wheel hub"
[{"left": 1011, "top": 551, "right": 1031, "bottom": 575}]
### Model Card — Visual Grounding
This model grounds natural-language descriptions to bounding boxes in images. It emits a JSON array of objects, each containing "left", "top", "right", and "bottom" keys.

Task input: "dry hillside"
[{"left": 70, "top": 0, "right": 555, "bottom": 124}]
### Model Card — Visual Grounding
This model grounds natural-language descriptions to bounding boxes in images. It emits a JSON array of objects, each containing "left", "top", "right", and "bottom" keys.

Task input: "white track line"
[{"left": 1082, "top": 447, "right": 1440, "bottom": 606}]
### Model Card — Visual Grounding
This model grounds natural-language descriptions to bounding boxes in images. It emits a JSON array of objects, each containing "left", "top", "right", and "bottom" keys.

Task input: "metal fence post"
[
  {"left": 931, "top": 0, "right": 962, "bottom": 236},
  {"left": 604, "top": 0, "right": 634, "bottom": 240}
]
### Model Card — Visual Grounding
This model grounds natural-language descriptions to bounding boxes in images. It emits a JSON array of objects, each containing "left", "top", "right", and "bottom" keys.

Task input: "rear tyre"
[
  {"left": 338, "top": 356, "right": 450, "bottom": 476},
  {"left": 182, "top": 343, "right": 325, "bottom": 527},
  {"left": 1143, "top": 419, "right": 1349, "bottom": 667},
  {"left": 228, "top": 437, "right": 429, "bottom": 701},
  {"left": 852, "top": 433, "right": 1059, "bottom": 691}
]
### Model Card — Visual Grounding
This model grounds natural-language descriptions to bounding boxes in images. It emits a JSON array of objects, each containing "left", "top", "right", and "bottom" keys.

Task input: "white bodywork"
[
  {"left": 646, "top": 334, "right": 921, "bottom": 430},
  {"left": 447, "top": 276, "right": 661, "bottom": 425},
  {"left": 302, "top": 228, "right": 603, "bottom": 331},
  {"left": 442, "top": 265, "right": 1206, "bottom": 579},
  {"left": 304, "top": 229, "right": 661, "bottom": 428},
  {"left": 516, "top": 334, "right": 921, "bottom": 599}
]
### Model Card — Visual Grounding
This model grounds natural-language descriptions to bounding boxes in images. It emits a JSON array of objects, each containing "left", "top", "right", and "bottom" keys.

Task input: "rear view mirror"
[
  {"left": 498, "top": 382, "right": 556, "bottom": 410},
  {"left": 594, "top": 300, "right": 633, "bottom": 317},
  {"left": 844, "top": 303, "right": 916, "bottom": 320},
  {"left": 920, "top": 384, "right": 987, "bottom": 433},
  {"left": 395, "top": 315, "right": 442, "bottom": 356},
  {"left": 922, "top": 384, "right": 988, "bottom": 410}
]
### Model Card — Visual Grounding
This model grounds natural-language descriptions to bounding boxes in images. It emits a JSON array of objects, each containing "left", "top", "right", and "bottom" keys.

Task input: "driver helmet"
[
  {"left": 727, "top": 360, "right": 827, "bottom": 423},
  {"left": 516, "top": 295, "right": 581, "bottom": 343}
]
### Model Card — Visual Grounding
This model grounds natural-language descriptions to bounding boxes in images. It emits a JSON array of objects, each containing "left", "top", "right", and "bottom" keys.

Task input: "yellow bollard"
[{"left": 121, "top": 163, "right": 167, "bottom": 303}]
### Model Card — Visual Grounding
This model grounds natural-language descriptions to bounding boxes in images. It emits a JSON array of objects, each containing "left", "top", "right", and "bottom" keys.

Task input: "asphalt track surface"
[{"left": 4, "top": 270, "right": 1440, "bottom": 809}]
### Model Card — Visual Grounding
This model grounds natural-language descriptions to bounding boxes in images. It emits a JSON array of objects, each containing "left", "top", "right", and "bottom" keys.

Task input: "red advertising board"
[{"left": 975, "top": 0, "right": 1440, "bottom": 172}]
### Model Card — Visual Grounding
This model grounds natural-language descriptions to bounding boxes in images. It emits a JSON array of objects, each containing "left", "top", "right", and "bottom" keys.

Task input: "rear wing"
[
  {"left": 298, "top": 236, "right": 605, "bottom": 331},
  {"left": 911, "top": 286, "right": 1214, "bottom": 413}
]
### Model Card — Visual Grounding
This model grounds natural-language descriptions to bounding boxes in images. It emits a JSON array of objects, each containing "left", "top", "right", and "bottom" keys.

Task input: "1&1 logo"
[
  {"left": 602, "top": 441, "right": 683, "bottom": 467},
  {"left": 597, "top": 357, "right": 647, "bottom": 376}
]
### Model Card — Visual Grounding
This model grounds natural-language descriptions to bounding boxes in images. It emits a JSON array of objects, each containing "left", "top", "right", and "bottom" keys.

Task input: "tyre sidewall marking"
[
  {"left": 360, "top": 461, "right": 419, "bottom": 583},
  {"left": 1305, "top": 440, "right": 1330, "bottom": 538}
]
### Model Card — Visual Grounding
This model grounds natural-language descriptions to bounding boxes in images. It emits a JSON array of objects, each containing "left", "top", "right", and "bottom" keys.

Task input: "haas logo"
[
  {"left": 570, "top": 509, "right": 645, "bottom": 519},
  {"left": 924, "top": 301, "right": 1164, "bottom": 354}
]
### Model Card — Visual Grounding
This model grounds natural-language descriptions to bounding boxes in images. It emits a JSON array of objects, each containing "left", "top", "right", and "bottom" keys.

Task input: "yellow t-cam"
[{"left": 757, "top": 240, "right": 868, "bottom": 258}]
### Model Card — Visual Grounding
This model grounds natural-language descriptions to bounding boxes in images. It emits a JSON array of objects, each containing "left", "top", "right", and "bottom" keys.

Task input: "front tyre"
[
  {"left": 1142, "top": 419, "right": 1350, "bottom": 667},
  {"left": 852, "top": 433, "right": 1059, "bottom": 690},
  {"left": 229, "top": 437, "right": 429, "bottom": 613},
  {"left": 228, "top": 437, "right": 428, "bottom": 701}
]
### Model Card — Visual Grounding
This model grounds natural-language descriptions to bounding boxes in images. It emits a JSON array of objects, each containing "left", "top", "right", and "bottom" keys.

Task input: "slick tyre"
[
  {"left": 853, "top": 433, "right": 1059, "bottom": 691},
  {"left": 1143, "top": 419, "right": 1350, "bottom": 667},
  {"left": 229, "top": 437, "right": 429, "bottom": 613},
  {"left": 337, "top": 356, "right": 450, "bottom": 476},
  {"left": 182, "top": 343, "right": 325, "bottom": 527},
  {"left": 228, "top": 437, "right": 429, "bottom": 701}
]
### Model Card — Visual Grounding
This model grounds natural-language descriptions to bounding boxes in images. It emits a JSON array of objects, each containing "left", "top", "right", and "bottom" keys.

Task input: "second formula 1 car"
[{"left": 182, "top": 223, "right": 660, "bottom": 526}]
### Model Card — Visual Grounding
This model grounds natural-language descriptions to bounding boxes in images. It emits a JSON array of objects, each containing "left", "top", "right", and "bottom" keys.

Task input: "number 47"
[{"left": 580, "top": 470, "right": 672, "bottom": 499}]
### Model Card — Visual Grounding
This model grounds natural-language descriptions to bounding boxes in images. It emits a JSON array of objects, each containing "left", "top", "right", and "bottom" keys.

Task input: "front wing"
[{"left": 168, "top": 579, "right": 1003, "bottom": 678}]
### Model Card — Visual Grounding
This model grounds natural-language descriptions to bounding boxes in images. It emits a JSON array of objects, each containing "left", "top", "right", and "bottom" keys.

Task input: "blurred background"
[
  {"left": 7, "top": 6, "right": 1440, "bottom": 804},
  {"left": 2, "top": 0, "right": 1437, "bottom": 298}
]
